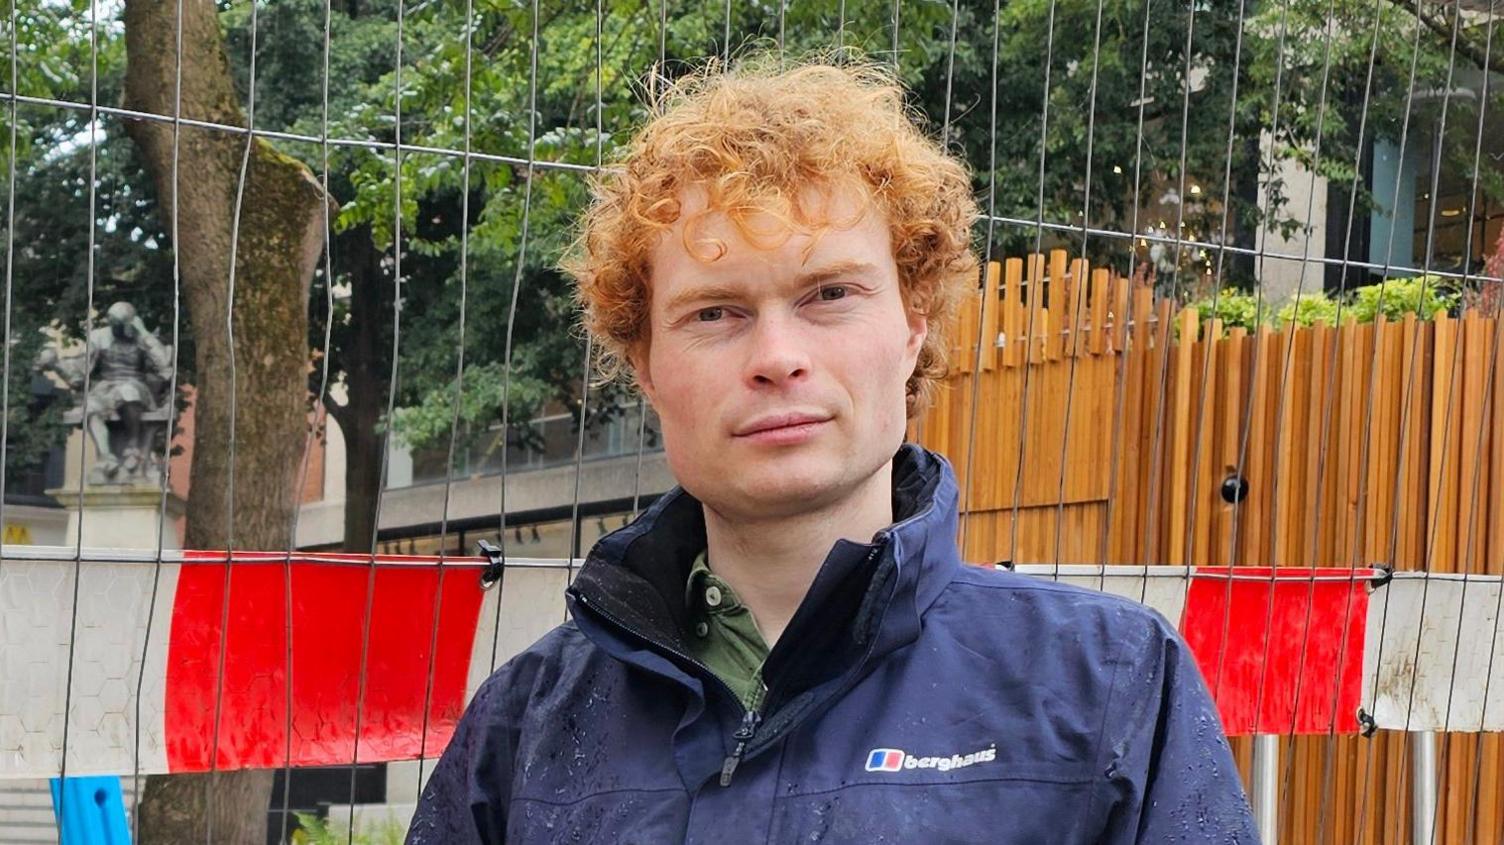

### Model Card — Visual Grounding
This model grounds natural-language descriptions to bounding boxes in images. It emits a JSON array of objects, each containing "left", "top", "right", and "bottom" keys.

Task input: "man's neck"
[{"left": 700, "top": 461, "right": 895, "bottom": 649}]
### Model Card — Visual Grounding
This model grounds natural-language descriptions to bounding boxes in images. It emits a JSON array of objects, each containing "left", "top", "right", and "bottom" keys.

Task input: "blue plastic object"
[{"left": 49, "top": 776, "right": 132, "bottom": 845}]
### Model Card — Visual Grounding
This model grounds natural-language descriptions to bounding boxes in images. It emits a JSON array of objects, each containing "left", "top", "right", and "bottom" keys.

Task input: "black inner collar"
[{"left": 569, "top": 444, "right": 940, "bottom": 682}]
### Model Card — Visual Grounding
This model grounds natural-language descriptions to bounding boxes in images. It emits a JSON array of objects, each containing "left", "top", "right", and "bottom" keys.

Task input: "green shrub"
[
  {"left": 291, "top": 811, "right": 406, "bottom": 845},
  {"left": 1349, "top": 275, "right": 1458, "bottom": 322},
  {"left": 1188, "top": 290, "right": 1268, "bottom": 331},
  {"left": 1275, "top": 292, "right": 1343, "bottom": 327},
  {"left": 1184, "top": 275, "right": 1458, "bottom": 333}
]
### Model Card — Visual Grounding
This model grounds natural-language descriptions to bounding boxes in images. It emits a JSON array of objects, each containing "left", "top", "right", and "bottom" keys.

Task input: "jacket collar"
[{"left": 566, "top": 442, "right": 962, "bottom": 707}]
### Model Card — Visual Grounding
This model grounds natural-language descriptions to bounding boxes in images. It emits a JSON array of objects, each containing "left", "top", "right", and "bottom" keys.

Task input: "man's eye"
[
  {"left": 817, "top": 285, "right": 848, "bottom": 301},
  {"left": 696, "top": 307, "right": 724, "bottom": 322}
]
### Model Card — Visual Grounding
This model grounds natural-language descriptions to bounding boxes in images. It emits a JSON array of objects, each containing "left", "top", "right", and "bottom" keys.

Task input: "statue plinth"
[
  {"left": 44, "top": 484, "right": 185, "bottom": 551},
  {"left": 47, "top": 435, "right": 185, "bottom": 551}
]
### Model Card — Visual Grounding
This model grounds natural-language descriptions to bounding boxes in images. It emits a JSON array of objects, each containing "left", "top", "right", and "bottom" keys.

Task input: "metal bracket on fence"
[
  {"left": 477, "top": 539, "right": 505, "bottom": 590},
  {"left": 992, "top": 560, "right": 1015, "bottom": 571},
  {"left": 1357, "top": 708, "right": 1377, "bottom": 738},
  {"left": 1368, "top": 564, "right": 1394, "bottom": 592}
]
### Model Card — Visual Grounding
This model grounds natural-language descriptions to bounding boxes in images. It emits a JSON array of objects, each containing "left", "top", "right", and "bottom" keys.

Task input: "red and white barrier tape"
[{"left": 1, "top": 548, "right": 1500, "bottom": 778}]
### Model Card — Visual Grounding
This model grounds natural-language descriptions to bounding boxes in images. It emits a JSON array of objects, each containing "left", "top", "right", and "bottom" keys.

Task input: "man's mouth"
[{"left": 733, "top": 412, "right": 834, "bottom": 436}]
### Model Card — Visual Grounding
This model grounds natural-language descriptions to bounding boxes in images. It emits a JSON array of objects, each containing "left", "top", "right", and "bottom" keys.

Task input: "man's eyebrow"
[
  {"left": 794, "top": 259, "right": 877, "bottom": 286},
  {"left": 660, "top": 284, "right": 744, "bottom": 317},
  {"left": 660, "top": 260, "right": 878, "bottom": 317}
]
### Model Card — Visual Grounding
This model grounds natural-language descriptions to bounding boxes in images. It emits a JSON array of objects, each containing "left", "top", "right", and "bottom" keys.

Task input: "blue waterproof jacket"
[{"left": 408, "top": 444, "right": 1258, "bottom": 844}]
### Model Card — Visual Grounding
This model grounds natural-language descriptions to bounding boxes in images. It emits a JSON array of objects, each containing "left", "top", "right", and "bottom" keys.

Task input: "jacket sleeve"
[
  {"left": 405, "top": 663, "right": 524, "bottom": 845},
  {"left": 1096, "top": 608, "right": 1260, "bottom": 844}
]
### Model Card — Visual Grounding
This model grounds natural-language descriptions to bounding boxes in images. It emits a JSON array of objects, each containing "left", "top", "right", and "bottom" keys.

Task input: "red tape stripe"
[
  {"left": 1181, "top": 567, "right": 1369, "bottom": 735},
  {"left": 164, "top": 556, "right": 484, "bottom": 771}
]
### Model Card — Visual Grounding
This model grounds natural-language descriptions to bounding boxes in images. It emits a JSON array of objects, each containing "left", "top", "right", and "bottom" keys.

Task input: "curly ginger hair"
[{"left": 566, "top": 57, "right": 980, "bottom": 418}]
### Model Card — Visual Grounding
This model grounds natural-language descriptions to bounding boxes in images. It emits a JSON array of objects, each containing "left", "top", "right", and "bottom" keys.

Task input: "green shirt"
[{"left": 684, "top": 549, "right": 770, "bottom": 711}]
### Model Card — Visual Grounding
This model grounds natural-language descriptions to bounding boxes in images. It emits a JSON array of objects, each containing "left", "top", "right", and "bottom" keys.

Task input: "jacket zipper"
[
  {"left": 734, "top": 545, "right": 887, "bottom": 766},
  {"left": 715, "top": 542, "right": 884, "bottom": 785},
  {"left": 718, "top": 708, "right": 763, "bottom": 786}
]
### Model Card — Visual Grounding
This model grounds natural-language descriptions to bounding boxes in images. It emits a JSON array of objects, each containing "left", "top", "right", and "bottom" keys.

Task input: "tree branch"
[{"left": 1389, "top": 0, "right": 1504, "bottom": 77}]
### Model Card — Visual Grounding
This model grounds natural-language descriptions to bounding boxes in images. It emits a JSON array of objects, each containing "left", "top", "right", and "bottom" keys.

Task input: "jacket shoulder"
[
  {"left": 466, "top": 621, "right": 603, "bottom": 716},
  {"left": 942, "top": 563, "right": 1179, "bottom": 641}
]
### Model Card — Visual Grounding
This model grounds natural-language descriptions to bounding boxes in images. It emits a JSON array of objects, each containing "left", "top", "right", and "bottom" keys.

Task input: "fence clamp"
[
  {"left": 477, "top": 539, "right": 505, "bottom": 590},
  {"left": 1367, "top": 563, "right": 1394, "bottom": 593},
  {"left": 1356, "top": 708, "right": 1378, "bottom": 738}
]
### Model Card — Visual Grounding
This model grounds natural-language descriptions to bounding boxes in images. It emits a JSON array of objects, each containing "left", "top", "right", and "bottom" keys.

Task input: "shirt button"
[
  {"left": 695, "top": 621, "right": 709, "bottom": 638},
  {"left": 704, "top": 585, "right": 723, "bottom": 607}
]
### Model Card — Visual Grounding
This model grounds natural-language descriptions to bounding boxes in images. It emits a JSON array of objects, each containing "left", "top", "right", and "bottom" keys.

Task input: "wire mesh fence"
[{"left": 1, "top": 0, "right": 1501, "bottom": 842}]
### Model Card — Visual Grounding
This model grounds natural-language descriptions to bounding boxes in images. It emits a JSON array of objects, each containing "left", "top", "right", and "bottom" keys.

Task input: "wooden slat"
[
  {"left": 1047, "top": 249, "right": 1068, "bottom": 360},
  {"left": 1021, "top": 253, "right": 1038, "bottom": 367},
  {"left": 1479, "top": 734, "right": 1502, "bottom": 841},
  {"left": 1270, "top": 326, "right": 1300, "bottom": 567},
  {"left": 1089, "top": 267, "right": 1110, "bottom": 355},
  {"left": 1028, "top": 253, "right": 1046, "bottom": 365},
  {"left": 1214, "top": 327, "right": 1246, "bottom": 567},
  {"left": 1300, "top": 322, "right": 1328, "bottom": 567},
  {"left": 1458, "top": 311, "right": 1487, "bottom": 572},
  {"left": 1367, "top": 316, "right": 1398, "bottom": 567},
  {"left": 1397, "top": 314, "right": 1425, "bottom": 568},
  {"left": 1492, "top": 314, "right": 1504, "bottom": 576},
  {"left": 1428, "top": 311, "right": 1458, "bottom": 574},
  {"left": 1003, "top": 258, "right": 1024, "bottom": 368},
  {"left": 1166, "top": 306, "right": 1197, "bottom": 565},
  {"left": 1191, "top": 318, "right": 1222, "bottom": 567},
  {"left": 1144, "top": 297, "right": 1173, "bottom": 565},
  {"left": 1111, "top": 274, "right": 1129, "bottom": 355},
  {"left": 1240, "top": 326, "right": 1272, "bottom": 567},
  {"left": 980, "top": 262, "right": 1002, "bottom": 372},
  {"left": 1336, "top": 319, "right": 1363, "bottom": 566},
  {"left": 1066, "top": 258, "right": 1088, "bottom": 358},
  {"left": 955, "top": 286, "right": 981, "bottom": 375}
]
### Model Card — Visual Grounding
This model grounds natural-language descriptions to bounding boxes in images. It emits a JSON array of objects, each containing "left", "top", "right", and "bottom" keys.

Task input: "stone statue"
[{"left": 36, "top": 302, "right": 174, "bottom": 485}]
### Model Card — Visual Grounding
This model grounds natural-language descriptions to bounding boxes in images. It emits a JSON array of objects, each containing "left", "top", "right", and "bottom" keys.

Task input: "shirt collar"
[
  {"left": 568, "top": 443, "right": 961, "bottom": 699},
  {"left": 685, "top": 548, "right": 744, "bottom": 615}
]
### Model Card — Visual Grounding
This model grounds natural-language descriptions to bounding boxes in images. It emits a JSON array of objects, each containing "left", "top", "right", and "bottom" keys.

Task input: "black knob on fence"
[{"left": 1220, "top": 474, "right": 1250, "bottom": 504}]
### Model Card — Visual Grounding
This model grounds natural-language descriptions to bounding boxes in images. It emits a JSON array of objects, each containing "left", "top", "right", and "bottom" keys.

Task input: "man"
[{"left": 409, "top": 59, "right": 1257, "bottom": 843}]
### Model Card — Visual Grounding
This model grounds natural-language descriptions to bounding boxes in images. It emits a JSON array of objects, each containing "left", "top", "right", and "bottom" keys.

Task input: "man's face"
[{"left": 636, "top": 187, "right": 927, "bottom": 524}]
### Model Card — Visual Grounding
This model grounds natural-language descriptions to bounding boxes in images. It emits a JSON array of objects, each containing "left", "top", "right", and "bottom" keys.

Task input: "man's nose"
[{"left": 744, "top": 312, "right": 811, "bottom": 387}]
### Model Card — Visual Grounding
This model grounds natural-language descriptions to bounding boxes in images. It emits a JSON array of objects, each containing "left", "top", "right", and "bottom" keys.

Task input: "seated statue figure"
[{"left": 37, "top": 301, "right": 174, "bottom": 485}]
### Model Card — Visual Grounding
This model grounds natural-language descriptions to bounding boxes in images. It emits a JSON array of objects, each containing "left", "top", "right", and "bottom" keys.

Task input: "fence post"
[
  {"left": 1411, "top": 731, "right": 1437, "bottom": 845},
  {"left": 1252, "top": 734, "right": 1279, "bottom": 844}
]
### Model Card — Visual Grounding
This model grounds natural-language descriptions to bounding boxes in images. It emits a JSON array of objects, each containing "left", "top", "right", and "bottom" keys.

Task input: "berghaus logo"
[{"left": 864, "top": 745, "right": 997, "bottom": 773}]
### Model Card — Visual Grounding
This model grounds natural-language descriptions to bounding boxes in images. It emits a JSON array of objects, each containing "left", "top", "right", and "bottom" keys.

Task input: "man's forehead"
[{"left": 653, "top": 182, "right": 876, "bottom": 270}]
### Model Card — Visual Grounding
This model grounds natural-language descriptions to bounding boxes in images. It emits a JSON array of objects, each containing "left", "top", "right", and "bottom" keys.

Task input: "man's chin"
[{"left": 722, "top": 464, "right": 848, "bottom": 513}]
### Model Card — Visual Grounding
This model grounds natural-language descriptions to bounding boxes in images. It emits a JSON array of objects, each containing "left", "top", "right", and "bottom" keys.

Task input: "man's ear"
[
  {"left": 905, "top": 308, "right": 929, "bottom": 365},
  {"left": 629, "top": 349, "right": 657, "bottom": 407}
]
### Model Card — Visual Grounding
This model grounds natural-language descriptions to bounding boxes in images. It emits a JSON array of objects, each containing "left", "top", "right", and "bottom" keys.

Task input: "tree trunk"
[
  {"left": 122, "top": 0, "right": 329, "bottom": 842},
  {"left": 332, "top": 384, "right": 387, "bottom": 552},
  {"left": 330, "top": 227, "right": 391, "bottom": 553}
]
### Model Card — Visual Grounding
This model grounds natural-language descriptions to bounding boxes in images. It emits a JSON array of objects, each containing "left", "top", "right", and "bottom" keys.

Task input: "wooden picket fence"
[{"left": 910, "top": 250, "right": 1504, "bottom": 844}]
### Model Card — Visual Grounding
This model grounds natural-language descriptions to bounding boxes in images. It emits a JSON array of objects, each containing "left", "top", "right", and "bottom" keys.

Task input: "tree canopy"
[{"left": 5, "top": 0, "right": 1500, "bottom": 493}]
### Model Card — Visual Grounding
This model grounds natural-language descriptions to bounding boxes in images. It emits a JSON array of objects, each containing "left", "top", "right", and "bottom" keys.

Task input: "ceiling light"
[{"left": 1441, "top": 207, "right": 1463, "bottom": 218}]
